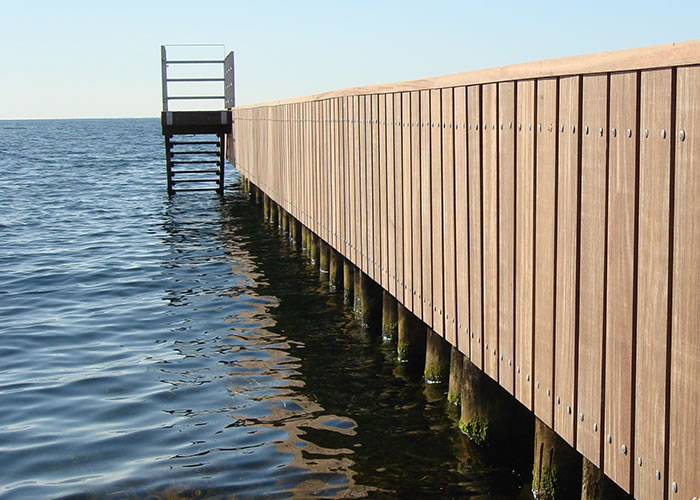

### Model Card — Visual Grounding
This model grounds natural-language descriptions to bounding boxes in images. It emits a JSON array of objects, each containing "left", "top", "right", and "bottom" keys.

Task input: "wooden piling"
[
  {"left": 532, "top": 418, "right": 582, "bottom": 500},
  {"left": 343, "top": 258, "right": 354, "bottom": 305},
  {"left": 263, "top": 194, "right": 270, "bottom": 220},
  {"left": 397, "top": 303, "right": 426, "bottom": 368},
  {"left": 448, "top": 346, "right": 464, "bottom": 405},
  {"left": 359, "top": 271, "right": 381, "bottom": 333},
  {"left": 424, "top": 328, "right": 451, "bottom": 384},
  {"left": 329, "top": 248, "right": 342, "bottom": 290},
  {"left": 310, "top": 232, "right": 319, "bottom": 266},
  {"left": 319, "top": 240, "right": 330, "bottom": 278},
  {"left": 270, "top": 200, "right": 278, "bottom": 226},
  {"left": 381, "top": 291, "right": 398, "bottom": 342},
  {"left": 353, "top": 266, "right": 362, "bottom": 315}
]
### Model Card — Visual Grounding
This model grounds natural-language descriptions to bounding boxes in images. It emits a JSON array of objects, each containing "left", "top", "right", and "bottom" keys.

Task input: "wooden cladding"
[{"left": 231, "top": 64, "right": 699, "bottom": 500}]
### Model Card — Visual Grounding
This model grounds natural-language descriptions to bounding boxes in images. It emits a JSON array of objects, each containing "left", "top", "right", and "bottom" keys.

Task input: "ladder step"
[
  {"left": 172, "top": 169, "right": 220, "bottom": 174},
  {"left": 171, "top": 160, "right": 220, "bottom": 165},
  {"left": 170, "top": 141, "right": 220, "bottom": 146},
  {"left": 174, "top": 188, "right": 221, "bottom": 192},
  {"left": 172, "top": 178, "right": 220, "bottom": 183},
  {"left": 170, "top": 150, "right": 220, "bottom": 155}
]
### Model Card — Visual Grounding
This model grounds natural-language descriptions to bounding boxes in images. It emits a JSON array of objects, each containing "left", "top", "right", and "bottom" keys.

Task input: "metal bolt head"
[
  {"left": 585, "top": 125, "right": 590, "bottom": 135},
  {"left": 557, "top": 396, "right": 561, "bottom": 404},
  {"left": 593, "top": 423, "right": 598, "bottom": 432},
  {"left": 612, "top": 128, "right": 617, "bottom": 137},
  {"left": 656, "top": 470, "right": 661, "bottom": 480},
  {"left": 672, "top": 481, "right": 677, "bottom": 492},
  {"left": 546, "top": 388, "right": 551, "bottom": 397},
  {"left": 661, "top": 128, "right": 667, "bottom": 139},
  {"left": 599, "top": 127, "right": 604, "bottom": 136},
  {"left": 621, "top": 444, "right": 627, "bottom": 455},
  {"left": 509, "top": 121, "right": 513, "bottom": 129},
  {"left": 538, "top": 123, "right": 542, "bottom": 132},
  {"left": 567, "top": 406, "right": 572, "bottom": 414},
  {"left": 638, "top": 457, "right": 643, "bottom": 466},
  {"left": 644, "top": 128, "right": 649, "bottom": 138},
  {"left": 572, "top": 125, "right": 576, "bottom": 133},
  {"left": 607, "top": 434, "right": 612, "bottom": 444},
  {"left": 518, "top": 123, "right": 522, "bottom": 131},
  {"left": 680, "top": 130, "right": 686, "bottom": 141},
  {"left": 580, "top": 413, "right": 584, "bottom": 422},
  {"left": 526, "top": 374, "right": 530, "bottom": 382},
  {"left": 548, "top": 124, "right": 553, "bottom": 132}
]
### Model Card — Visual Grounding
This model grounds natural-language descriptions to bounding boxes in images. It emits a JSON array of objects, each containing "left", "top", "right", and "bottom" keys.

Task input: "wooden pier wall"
[{"left": 228, "top": 40, "right": 699, "bottom": 500}]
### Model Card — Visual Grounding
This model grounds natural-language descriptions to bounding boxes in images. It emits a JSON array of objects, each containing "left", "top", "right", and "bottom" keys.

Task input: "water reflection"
[{"left": 155, "top": 188, "right": 365, "bottom": 498}]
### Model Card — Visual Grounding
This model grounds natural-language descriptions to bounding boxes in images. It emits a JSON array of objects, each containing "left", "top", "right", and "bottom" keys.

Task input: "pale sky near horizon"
[{"left": 1, "top": 0, "right": 698, "bottom": 120}]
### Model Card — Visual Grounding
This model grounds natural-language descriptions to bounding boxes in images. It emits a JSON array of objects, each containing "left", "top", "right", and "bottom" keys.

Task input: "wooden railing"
[{"left": 229, "top": 40, "right": 699, "bottom": 500}]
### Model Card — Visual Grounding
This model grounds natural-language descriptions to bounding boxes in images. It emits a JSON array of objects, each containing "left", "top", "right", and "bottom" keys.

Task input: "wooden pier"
[{"left": 227, "top": 40, "right": 699, "bottom": 500}]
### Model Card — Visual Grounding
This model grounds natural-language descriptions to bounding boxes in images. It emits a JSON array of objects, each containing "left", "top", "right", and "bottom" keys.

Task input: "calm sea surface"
[{"left": 0, "top": 118, "right": 528, "bottom": 499}]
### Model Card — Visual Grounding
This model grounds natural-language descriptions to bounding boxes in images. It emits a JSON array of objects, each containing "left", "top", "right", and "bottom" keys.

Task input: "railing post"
[{"left": 160, "top": 46, "right": 168, "bottom": 112}]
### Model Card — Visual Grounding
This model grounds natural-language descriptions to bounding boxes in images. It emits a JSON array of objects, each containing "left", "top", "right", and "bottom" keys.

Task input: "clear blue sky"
[{"left": 1, "top": 0, "right": 698, "bottom": 119}]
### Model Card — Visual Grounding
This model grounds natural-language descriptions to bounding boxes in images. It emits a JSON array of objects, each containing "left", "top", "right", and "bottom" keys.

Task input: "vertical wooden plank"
[
  {"left": 359, "top": 96, "right": 368, "bottom": 273},
  {"left": 534, "top": 78, "right": 557, "bottom": 427},
  {"left": 468, "top": 85, "right": 483, "bottom": 367},
  {"left": 379, "top": 94, "right": 389, "bottom": 289},
  {"left": 577, "top": 73, "right": 608, "bottom": 467},
  {"left": 442, "top": 88, "right": 457, "bottom": 345},
  {"left": 386, "top": 95, "right": 397, "bottom": 297},
  {"left": 332, "top": 98, "right": 338, "bottom": 250},
  {"left": 603, "top": 71, "right": 637, "bottom": 492},
  {"left": 394, "top": 93, "right": 404, "bottom": 304},
  {"left": 667, "top": 64, "right": 700, "bottom": 500},
  {"left": 634, "top": 68, "right": 672, "bottom": 500},
  {"left": 431, "top": 88, "right": 444, "bottom": 335},
  {"left": 482, "top": 83, "right": 499, "bottom": 380},
  {"left": 515, "top": 80, "right": 535, "bottom": 409},
  {"left": 554, "top": 76, "right": 580, "bottom": 445},
  {"left": 348, "top": 96, "right": 357, "bottom": 266},
  {"left": 455, "top": 87, "right": 470, "bottom": 356},
  {"left": 372, "top": 94, "right": 382, "bottom": 281},
  {"left": 411, "top": 91, "right": 423, "bottom": 317},
  {"left": 498, "top": 81, "right": 515, "bottom": 394},
  {"left": 366, "top": 96, "right": 375, "bottom": 278},
  {"left": 402, "top": 92, "right": 413, "bottom": 312},
  {"left": 420, "top": 90, "right": 432, "bottom": 327}
]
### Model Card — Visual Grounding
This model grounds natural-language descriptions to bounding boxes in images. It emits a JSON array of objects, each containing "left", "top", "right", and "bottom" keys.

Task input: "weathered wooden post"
[
  {"left": 396, "top": 304, "right": 425, "bottom": 369},
  {"left": 281, "top": 209, "right": 288, "bottom": 234},
  {"left": 353, "top": 267, "right": 362, "bottom": 315},
  {"left": 263, "top": 194, "right": 270, "bottom": 220},
  {"left": 459, "top": 357, "right": 490, "bottom": 445},
  {"left": 447, "top": 346, "right": 464, "bottom": 406},
  {"left": 358, "top": 271, "right": 381, "bottom": 333},
  {"left": 329, "top": 248, "right": 342, "bottom": 290},
  {"left": 343, "top": 258, "right": 354, "bottom": 305},
  {"left": 319, "top": 240, "right": 330, "bottom": 279},
  {"left": 424, "top": 328, "right": 451, "bottom": 384},
  {"left": 531, "top": 418, "right": 581, "bottom": 500},
  {"left": 310, "top": 232, "right": 319, "bottom": 266},
  {"left": 269, "top": 200, "right": 278, "bottom": 226},
  {"left": 381, "top": 291, "right": 398, "bottom": 342}
]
